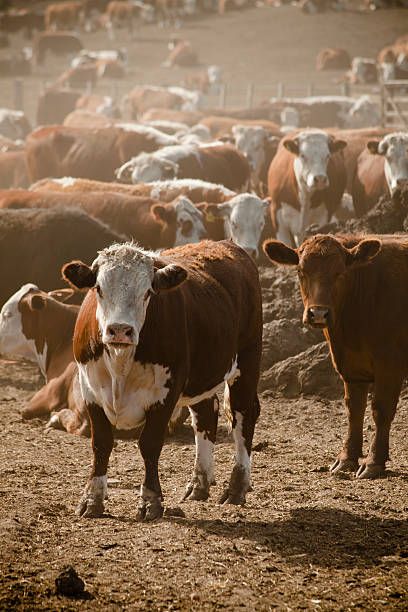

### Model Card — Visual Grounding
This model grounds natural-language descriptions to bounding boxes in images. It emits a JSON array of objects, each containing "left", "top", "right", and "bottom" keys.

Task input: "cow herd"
[{"left": 0, "top": 1, "right": 407, "bottom": 519}]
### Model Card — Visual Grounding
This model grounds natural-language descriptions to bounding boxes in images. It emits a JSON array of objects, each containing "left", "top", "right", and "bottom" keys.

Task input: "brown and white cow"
[
  {"left": 45, "top": 2, "right": 84, "bottom": 31},
  {"left": 263, "top": 233, "right": 408, "bottom": 479},
  {"left": 315, "top": 47, "right": 351, "bottom": 71},
  {"left": 352, "top": 132, "right": 408, "bottom": 215},
  {"left": 0, "top": 189, "right": 207, "bottom": 250},
  {"left": 345, "top": 57, "right": 378, "bottom": 84},
  {"left": 31, "top": 176, "right": 236, "bottom": 204},
  {"left": 62, "top": 240, "right": 262, "bottom": 518},
  {"left": 268, "top": 129, "right": 347, "bottom": 246},
  {"left": 122, "top": 86, "right": 202, "bottom": 120},
  {"left": 163, "top": 38, "right": 198, "bottom": 67},
  {"left": 76, "top": 93, "right": 119, "bottom": 117},
  {"left": 231, "top": 125, "right": 280, "bottom": 192},
  {"left": 104, "top": 1, "right": 137, "bottom": 39},
  {"left": 115, "top": 143, "right": 251, "bottom": 192}
]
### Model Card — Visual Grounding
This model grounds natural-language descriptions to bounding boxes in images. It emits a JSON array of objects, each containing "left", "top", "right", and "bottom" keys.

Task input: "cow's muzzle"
[
  {"left": 304, "top": 306, "right": 330, "bottom": 328},
  {"left": 106, "top": 323, "right": 135, "bottom": 345}
]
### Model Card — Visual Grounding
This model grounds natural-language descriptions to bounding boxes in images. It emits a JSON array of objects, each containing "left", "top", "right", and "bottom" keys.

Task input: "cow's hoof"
[
  {"left": 76, "top": 498, "right": 104, "bottom": 518},
  {"left": 356, "top": 463, "right": 385, "bottom": 479},
  {"left": 136, "top": 499, "right": 163, "bottom": 522},
  {"left": 330, "top": 458, "right": 359, "bottom": 474},
  {"left": 218, "top": 488, "right": 245, "bottom": 505},
  {"left": 45, "top": 414, "right": 62, "bottom": 431},
  {"left": 182, "top": 482, "right": 209, "bottom": 502}
]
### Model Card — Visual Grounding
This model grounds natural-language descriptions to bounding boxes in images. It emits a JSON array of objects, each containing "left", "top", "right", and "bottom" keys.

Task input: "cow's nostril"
[{"left": 125, "top": 328, "right": 132, "bottom": 337}]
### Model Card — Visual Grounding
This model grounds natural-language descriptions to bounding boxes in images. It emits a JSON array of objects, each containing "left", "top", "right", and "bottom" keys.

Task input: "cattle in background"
[
  {"left": 71, "top": 48, "right": 127, "bottom": 68},
  {"left": 63, "top": 109, "right": 114, "bottom": 128},
  {"left": 378, "top": 38, "right": 408, "bottom": 81},
  {"left": 163, "top": 37, "right": 198, "bottom": 67},
  {"left": 31, "top": 176, "right": 235, "bottom": 204},
  {"left": 0, "top": 189, "right": 207, "bottom": 250},
  {"left": 231, "top": 125, "right": 280, "bottom": 193},
  {"left": 0, "top": 9, "right": 44, "bottom": 39},
  {"left": 76, "top": 93, "right": 120, "bottom": 117},
  {"left": 45, "top": 2, "right": 84, "bottom": 31},
  {"left": 25, "top": 124, "right": 178, "bottom": 183},
  {"left": 0, "top": 151, "right": 29, "bottom": 189},
  {"left": 264, "top": 233, "right": 408, "bottom": 479},
  {"left": 345, "top": 57, "right": 378, "bottom": 84},
  {"left": 104, "top": 0, "right": 139, "bottom": 39},
  {"left": 268, "top": 129, "right": 347, "bottom": 246},
  {"left": 316, "top": 48, "right": 351, "bottom": 71},
  {"left": 0, "top": 207, "right": 124, "bottom": 308},
  {"left": 200, "top": 116, "right": 281, "bottom": 139},
  {"left": 140, "top": 108, "right": 204, "bottom": 126},
  {"left": 122, "top": 85, "right": 203, "bottom": 120},
  {"left": 115, "top": 143, "right": 251, "bottom": 192},
  {"left": 34, "top": 32, "right": 83, "bottom": 65},
  {"left": 0, "top": 110, "right": 31, "bottom": 140},
  {"left": 183, "top": 66, "right": 223, "bottom": 95},
  {"left": 62, "top": 240, "right": 262, "bottom": 518},
  {"left": 352, "top": 132, "right": 408, "bottom": 216},
  {"left": 36, "top": 88, "right": 82, "bottom": 126},
  {"left": 0, "top": 49, "right": 32, "bottom": 77}
]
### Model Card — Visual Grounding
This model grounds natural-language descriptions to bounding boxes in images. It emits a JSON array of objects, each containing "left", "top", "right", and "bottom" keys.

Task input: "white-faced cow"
[
  {"left": 263, "top": 233, "right": 408, "bottom": 479},
  {"left": 268, "top": 130, "right": 347, "bottom": 246},
  {"left": 231, "top": 125, "right": 280, "bottom": 192},
  {"left": 62, "top": 240, "right": 262, "bottom": 519}
]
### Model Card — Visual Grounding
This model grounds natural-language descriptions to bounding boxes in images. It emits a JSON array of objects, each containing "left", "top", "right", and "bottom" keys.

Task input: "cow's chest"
[{"left": 78, "top": 357, "right": 171, "bottom": 429}]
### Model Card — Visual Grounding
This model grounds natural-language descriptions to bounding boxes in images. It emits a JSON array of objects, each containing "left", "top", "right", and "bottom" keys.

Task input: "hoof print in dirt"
[{"left": 55, "top": 566, "right": 85, "bottom": 598}]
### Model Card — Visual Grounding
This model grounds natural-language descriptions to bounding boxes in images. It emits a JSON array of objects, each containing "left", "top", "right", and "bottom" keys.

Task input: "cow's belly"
[
  {"left": 177, "top": 355, "right": 240, "bottom": 407},
  {"left": 78, "top": 359, "right": 171, "bottom": 430}
]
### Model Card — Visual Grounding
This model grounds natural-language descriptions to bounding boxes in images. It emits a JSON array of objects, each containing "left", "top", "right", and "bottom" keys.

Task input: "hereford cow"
[
  {"left": 34, "top": 32, "right": 83, "bottom": 65},
  {"left": 163, "top": 38, "right": 198, "bottom": 67},
  {"left": 36, "top": 88, "right": 82, "bottom": 126},
  {"left": 345, "top": 57, "right": 378, "bottom": 84},
  {"left": 352, "top": 132, "right": 408, "bottom": 215},
  {"left": 62, "top": 239, "right": 262, "bottom": 518},
  {"left": 200, "top": 116, "right": 281, "bottom": 140},
  {"left": 115, "top": 143, "right": 251, "bottom": 191},
  {"left": 0, "top": 9, "right": 45, "bottom": 39},
  {"left": 140, "top": 108, "right": 204, "bottom": 126},
  {"left": 231, "top": 125, "right": 280, "bottom": 192},
  {"left": 104, "top": 1, "right": 139, "bottom": 39},
  {"left": 268, "top": 130, "right": 347, "bottom": 246},
  {"left": 31, "top": 177, "right": 236, "bottom": 204},
  {"left": 122, "top": 86, "right": 202, "bottom": 120},
  {"left": 45, "top": 2, "right": 84, "bottom": 30},
  {"left": 0, "top": 207, "right": 124, "bottom": 308},
  {"left": 0, "top": 189, "right": 207, "bottom": 250},
  {"left": 0, "top": 109, "right": 31, "bottom": 140},
  {"left": 76, "top": 93, "right": 119, "bottom": 117},
  {"left": 316, "top": 48, "right": 351, "bottom": 71},
  {"left": 263, "top": 233, "right": 408, "bottom": 479},
  {"left": 25, "top": 124, "right": 178, "bottom": 183}
]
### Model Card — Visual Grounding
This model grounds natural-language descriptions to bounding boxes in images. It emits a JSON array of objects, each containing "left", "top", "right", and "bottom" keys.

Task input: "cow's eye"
[{"left": 96, "top": 285, "right": 102, "bottom": 298}]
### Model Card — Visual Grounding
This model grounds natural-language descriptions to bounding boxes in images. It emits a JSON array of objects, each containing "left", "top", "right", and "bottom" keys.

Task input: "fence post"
[
  {"left": 277, "top": 82, "right": 284, "bottom": 99},
  {"left": 307, "top": 82, "right": 314, "bottom": 96},
  {"left": 246, "top": 82, "right": 254, "bottom": 108},
  {"left": 14, "top": 79, "right": 24, "bottom": 111},
  {"left": 341, "top": 81, "right": 350, "bottom": 96},
  {"left": 219, "top": 83, "right": 227, "bottom": 109}
]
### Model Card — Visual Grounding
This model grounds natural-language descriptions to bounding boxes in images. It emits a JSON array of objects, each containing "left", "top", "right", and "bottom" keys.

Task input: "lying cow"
[
  {"left": 31, "top": 177, "right": 236, "bottom": 204},
  {"left": 352, "top": 132, "right": 408, "bottom": 215},
  {"left": 62, "top": 239, "right": 262, "bottom": 518},
  {"left": 115, "top": 143, "right": 251, "bottom": 192},
  {"left": 264, "top": 233, "right": 407, "bottom": 479},
  {"left": 268, "top": 129, "right": 347, "bottom": 246}
]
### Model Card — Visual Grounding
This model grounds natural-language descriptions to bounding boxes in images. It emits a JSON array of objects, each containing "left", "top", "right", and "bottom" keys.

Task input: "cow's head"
[
  {"left": 115, "top": 152, "right": 179, "bottom": 184},
  {"left": 62, "top": 243, "right": 187, "bottom": 350},
  {"left": 152, "top": 196, "right": 207, "bottom": 246},
  {"left": 232, "top": 125, "right": 270, "bottom": 176},
  {"left": 367, "top": 132, "right": 408, "bottom": 195},
  {"left": 263, "top": 234, "right": 381, "bottom": 328},
  {"left": 205, "top": 193, "right": 270, "bottom": 259},
  {"left": 283, "top": 130, "right": 346, "bottom": 192}
]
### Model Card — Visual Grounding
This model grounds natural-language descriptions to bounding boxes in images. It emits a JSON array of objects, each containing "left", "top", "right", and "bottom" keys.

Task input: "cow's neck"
[{"left": 103, "top": 345, "right": 136, "bottom": 412}]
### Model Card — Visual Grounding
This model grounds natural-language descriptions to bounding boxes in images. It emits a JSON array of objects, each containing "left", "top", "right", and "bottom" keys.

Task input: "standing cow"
[
  {"left": 268, "top": 130, "right": 347, "bottom": 246},
  {"left": 62, "top": 240, "right": 262, "bottom": 518},
  {"left": 263, "top": 233, "right": 407, "bottom": 479}
]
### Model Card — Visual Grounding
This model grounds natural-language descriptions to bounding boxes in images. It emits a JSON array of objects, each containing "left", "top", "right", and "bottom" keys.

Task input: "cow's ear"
[
  {"left": 346, "top": 239, "right": 381, "bottom": 267},
  {"left": 152, "top": 264, "right": 187, "bottom": 293},
  {"left": 263, "top": 240, "right": 299, "bottom": 266},
  {"left": 27, "top": 294, "right": 46, "bottom": 311},
  {"left": 205, "top": 203, "right": 231, "bottom": 221},
  {"left": 152, "top": 204, "right": 176, "bottom": 224},
  {"left": 62, "top": 261, "right": 97, "bottom": 290},
  {"left": 329, "top": 139, "right": 347, "bottom": 154},
  {"left": 283, "top": 138, "right": 299, "bottom": 155},
  {"left": 367, "top": 140, "right": 380, "bottom": 155},
  {"left": 47, "top": 288, "right": 75, "bottom": 303}
]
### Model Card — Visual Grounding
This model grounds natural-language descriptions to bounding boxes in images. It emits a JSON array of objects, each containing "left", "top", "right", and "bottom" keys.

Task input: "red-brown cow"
[
  {"left": 264, "top": 233, "right": 408, "bottom": 479},
  {"left": 45, "top": 2, "right": 84, "bottom": 30},
  {"left": 62, "top": 239, "right": 262, "bottom": 518},
  {"left": 268, "top": 129, "right": 347, "bottom": 246}
]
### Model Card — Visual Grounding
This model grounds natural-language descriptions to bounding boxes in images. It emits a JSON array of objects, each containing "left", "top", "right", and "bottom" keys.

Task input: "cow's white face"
[
  {"left": 284, "top": 131, "right": 346, "bottom": 192},
  {"left": 208, "top": 194, "right": 269, "bottom": 259},
  {"left": 115, "top": 154, "right": 179, "bottom": 184},
  {"left": 173, "top": 197, "right": 206, "bottom": 246},
  {"left": 369, "top": 133, "right": 408, "bottom": 194},
  {"left": 0, "top": 284, "right": 39, "bottom": 361},
  {"left": 232, "top": 125, "right": 267, "bottom": 175}
]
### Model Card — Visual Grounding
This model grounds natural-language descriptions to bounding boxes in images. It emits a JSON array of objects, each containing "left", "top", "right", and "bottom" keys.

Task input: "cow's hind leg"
[
  {"left": 77, "top": 403, "right": 113, "bottom": 518},
  {"left": 219, "top": 352, "right": 261, "bottom": 505},
  {"left": 183, "top": 397, "right": 219, "bottom": 502},
  {"left": 331, "top": 381, "right": 368, "bottom": 475},
  {"left": 356, "top": 376, "right": 402, "bottom": 479}
]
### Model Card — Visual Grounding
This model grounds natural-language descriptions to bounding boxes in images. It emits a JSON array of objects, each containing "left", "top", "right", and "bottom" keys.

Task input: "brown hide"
[
  {"left": 352, "top": 150, "right": 388, "bottom": 216},
  {"left": 140, "top": 108, "right": 204, "bottom": 126},
  {"left": 0, "top": 151, "right": 28, "bottom": 188},
  {"left": 200, "top": 116, "right": 281, "bottom": 138},
  {"left": 36, "top": 89, "right": 82, "bottom": 126}
]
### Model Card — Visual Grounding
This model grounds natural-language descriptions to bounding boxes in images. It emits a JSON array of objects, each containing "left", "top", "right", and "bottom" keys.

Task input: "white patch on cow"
[
  {"left": 85, "top": 475, "right": 108, "bottom": 502},
  {"left": 233, "top": 411, "right": 251, "bottom": 484},
  {"left": 173, "top": 196, "right": 206, "bottom": 246},
  {"left": 378, "top": 133, "right": 408, "bottom": 194},
  {"left": 213, "top": 193, "right": 269, "bottom": 257},
  {"left": 277, "top": 201, "right": 328, "bottom": 247},
  {"left": 178, "top": 356, "right": 240, "bottom": 407},
  {"left": 116, "top": 122, "right": 178, "bottom": 146},
  {"left": 189, "top": 408, "right": 215, "bottom": 487},
  {"left": 0, "top": 283, "right": 48, "bottom": 378},
  {"left": 79, "top": 359, "right": 171, "bottom": 430},
  {"left": 52, "top": 176, "right": 77, "bottom": 187},
  {"left": 149, "top": 179, "right": 235, "bottom": 201},
  {"left": 119, "top": 144, "right": 199, "bottom": 184},
  {"left": 232, "top": 125, "right": 268, "bottom": 184},
  {"left": 167, "top": 86, "right": 203, "bottom": 111}
]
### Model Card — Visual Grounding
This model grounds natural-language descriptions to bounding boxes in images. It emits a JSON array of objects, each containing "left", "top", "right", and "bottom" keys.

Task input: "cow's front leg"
[
  {"left": 330, "top": 381, "right": 368, "bottom": 475},
  {"left": 77, "top": 403, "right": 113, "bottom": 518},
  {"left": 137, "top": 401, "right": 174, "bottom": 521},
  {"left": 183, "top": 397, "right": 218, "bottom": 502}
]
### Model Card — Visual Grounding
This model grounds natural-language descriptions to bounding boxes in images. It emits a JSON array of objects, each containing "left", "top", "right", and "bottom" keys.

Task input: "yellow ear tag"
[{"left": 206, "top": 211, "right": 216, "bottom": 223}]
